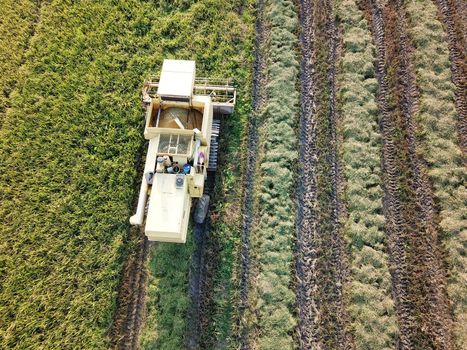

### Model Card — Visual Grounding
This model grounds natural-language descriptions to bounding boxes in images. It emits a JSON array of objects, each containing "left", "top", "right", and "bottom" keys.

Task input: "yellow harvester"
[{"left": 130, "top": 59, "right": 235, "bottom": 243}]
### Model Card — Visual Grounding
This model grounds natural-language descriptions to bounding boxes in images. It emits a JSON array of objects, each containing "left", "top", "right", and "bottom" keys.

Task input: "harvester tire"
[{"left": 194, "top": 194, "right": 210, "bottom": 224}]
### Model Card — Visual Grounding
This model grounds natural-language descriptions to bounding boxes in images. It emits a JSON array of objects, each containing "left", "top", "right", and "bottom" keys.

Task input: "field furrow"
[
  {"left": 336, "top": 0, "right": 399, "bottom": 347},
  {"left": 362, "top": 3, "right": 418, "bottom": 346},
  {"left": 296, "top": 0, "right": 354, "bottom": 348},
  {"left": 186, "top": 227, "right": 205, "bottom": 349},
  {"left": 433, "top": 0, "right": 467, "bottom": 153},
  {"left": 361, "top": 0, "right": 454, "bottom": 347},
  {"left": 405, "top": 0, "right": 467, "bottom": 347},
  {"left": 237, "top": 0, "right": 268, "bottom": 348},
  {"left": 192, "top": 219, "right": 218, "bottom": 349},
  {"left": 109, "top": 230, "right": 149, "bottom": 349},
  {"left": 186, "top": 180, "right": 213, "bottom": 349},
  {"left": 394, "top": 0, "right": 453, "bottom": 346}
]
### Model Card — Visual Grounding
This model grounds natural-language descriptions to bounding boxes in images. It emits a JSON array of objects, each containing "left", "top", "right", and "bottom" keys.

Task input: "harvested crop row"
[
  {"left": 187, "top": 220, "right": 219, "bottom": 350},
  {"left": 177, "top": 7, "right": 256, "bottom": 349},
  {"left": 193, "top": 68, "right": 257, "bottom": 348},
  {"left": 134, "top": 2, "right": 256, "bottom": 349},
  {"left": 405, "top": 0, "right": 467, "bottom": 347},
  {"left": 296, "top": 0, "right": 354, "bottom": 348},
  {"left": 139, "top": 238, "right": 194, "bottom": 350},
  {"left": 0, "top": 0, "right": 43, "bottom": 126},
  {"left": 243, "top": 0, "right": 300, "bottom": 348},
  {"left": 236, "top": 0, "right": 268, "bottom": 348},
  {"left": 433, "top": 0, "right": 466, "bottom": 153},
  {"left": 360, "top": 0, "right": 453, "bottom": 347},
  {"left": 335, "top": 0, "right": 398, "bottom": 347},
  {"left": 0, "top": 0, "right": 163, "bottom": 348},
  {"left": 197, "top": 27, "right": 256, "bottom": 349}
]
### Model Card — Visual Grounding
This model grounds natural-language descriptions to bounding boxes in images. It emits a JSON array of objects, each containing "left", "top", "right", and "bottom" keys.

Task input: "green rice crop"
[
  {"left": 0, "top": 0, "right": 42, "bottom": 125},
  {"left": 0, "top": 0, "right": 166, "bottom": 347},
  {"left": 0, "top": 0, "right": 255, "bottom": 348}
]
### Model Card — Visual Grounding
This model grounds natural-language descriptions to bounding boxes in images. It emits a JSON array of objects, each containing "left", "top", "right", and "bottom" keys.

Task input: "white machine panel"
[
  {"left": 157, "top": 59, "right": 195, "bottom": 101},
  {"left": 145, "top": 173, "right": 191, "bottom": 243}
]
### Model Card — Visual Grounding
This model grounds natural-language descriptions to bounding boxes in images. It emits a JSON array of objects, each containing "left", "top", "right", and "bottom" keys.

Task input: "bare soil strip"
[
  {"left": 360, "top": 0, "right": 454, "bottom": 347},
  {"left": 109, "top": 229, "right": 150, "bottom": 350},
  {"left": 296, "top": 0, "right": 354, "bottom": 348},
  {"left": 237, "top": 0, "right": 268, "bottom": 347},
  {"left": 434, "top": 0, "right": 467, "bottom": 154}
]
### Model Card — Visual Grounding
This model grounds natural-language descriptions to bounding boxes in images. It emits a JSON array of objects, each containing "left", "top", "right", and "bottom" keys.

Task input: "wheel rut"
[
  {"left": 186, "top": 222, "right": 208, "bottom": 350},
  {"left": 359, "top": 0, "right": 454, "bottom": 347},
  {"left": 186, "top": 176, "right": 216, "bottom": 350},
  {"left": 237, "top": 0, "right": 268, "bottom": 348},
  {"left": 110, "top": 229, "right": 150, "bottom": 350},
  {"left": 434, "top": 0, "right": 467, "bottom": 154},
  {"left": 295, "top": 0, "right": 354, "bottom": 348}
]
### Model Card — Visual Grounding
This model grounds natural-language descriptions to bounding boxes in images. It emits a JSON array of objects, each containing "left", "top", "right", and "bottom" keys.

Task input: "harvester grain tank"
[{"left": 130, "top": 59, "right": 236, "bottom": 243}]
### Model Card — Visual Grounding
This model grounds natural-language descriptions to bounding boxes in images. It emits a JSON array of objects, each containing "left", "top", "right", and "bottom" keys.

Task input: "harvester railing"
[{"left": 142, "top": 75, "right": 236, "bottom": 105}]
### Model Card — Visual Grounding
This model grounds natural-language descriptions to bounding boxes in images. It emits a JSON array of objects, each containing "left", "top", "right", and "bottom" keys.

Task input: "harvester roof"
[{"left": 157, "top": 59, "right": 195, "bottom": 102}]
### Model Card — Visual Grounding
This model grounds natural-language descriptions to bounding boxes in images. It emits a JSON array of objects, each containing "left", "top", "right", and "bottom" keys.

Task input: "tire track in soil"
[
  {"left": 189, "top": 123, "right": 245, "bottom": 350},
  {"left": 109, "top": 228, "right": 150, "bottom": 350},
  {"left": 434, "top": 0, "right": 467, "bottom": 154},
  {"left": 237, "top": 0, "right": 267, "bottom": 348},
  {"left": 195, "top": 211, "right": 221, "bottom": 349},
  {"left": 392, "top": 0, "right": 454, "bottom": 346},
  {"left": 296, "top": 0, "right": 354, "bottom": 348},
  {"left": 186, "top": 2, "right": 269, "bottom": 344},
  {"left": 185, "top": 224, "right": 207, "bottom": 350},
  {"left": 360, "top": 0, "right": 454, "bottom": 348},
  {"left": 186, "top": 176, "right": 215, "bottom": 350}
]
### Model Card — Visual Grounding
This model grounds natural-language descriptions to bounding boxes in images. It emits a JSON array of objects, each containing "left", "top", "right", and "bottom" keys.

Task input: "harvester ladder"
[{"left": 207, "top": 119, "right": 221, "bottom": 171}]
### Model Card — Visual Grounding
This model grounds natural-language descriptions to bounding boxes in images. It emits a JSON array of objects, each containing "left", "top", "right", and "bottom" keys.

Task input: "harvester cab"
[{"left": 129, "top": 59, "right": 236, "bottom": 243}]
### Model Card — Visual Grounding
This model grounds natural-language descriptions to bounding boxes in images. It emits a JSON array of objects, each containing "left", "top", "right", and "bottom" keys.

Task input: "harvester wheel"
[{"left": 194, "top": 194, "right": 210, "bottom": 224}]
